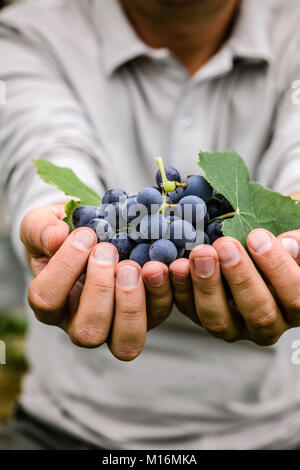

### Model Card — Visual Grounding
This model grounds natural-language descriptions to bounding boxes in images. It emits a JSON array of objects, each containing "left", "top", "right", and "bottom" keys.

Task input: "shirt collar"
[
  {"left": 94, "top": 0, "right": 272, "bottom": 77},
  {"left": 228, "top": 0, "right": 272, "bottom": 64},
  {"left": 94, "top": 0, "right": 169, "bottom": 76}
]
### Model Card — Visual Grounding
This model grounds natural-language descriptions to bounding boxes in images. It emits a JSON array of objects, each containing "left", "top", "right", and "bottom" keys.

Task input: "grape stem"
[
  {"left": 209, "top": 211, "right": 236, "bottom": 223},
  {"left": 155, "top": 157, "right": 180, "bottom": 216},
  {"left": 155, "top": 157, "right": 168, "bottom": 188},
  {"left": 161, "top": 191, "right": 167, "bottom": 216}
]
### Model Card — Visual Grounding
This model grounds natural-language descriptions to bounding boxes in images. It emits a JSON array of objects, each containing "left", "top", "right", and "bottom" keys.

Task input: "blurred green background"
[
  {"left": 0, "top": 312, "right": 28, "bottom": 424},
  {"left": 0, "top": 200, "right": 27, "bottom": 425}
]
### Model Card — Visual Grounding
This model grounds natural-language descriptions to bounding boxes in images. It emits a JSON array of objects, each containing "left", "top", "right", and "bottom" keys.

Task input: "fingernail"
[
  {"left": 73, "top": 229, "right": 95, "bottom": 250},
  {"left": 117, "top": 265, "right": 139, "bottom": 289},
  {"left": 194, "top": 257, "right": 215, "bottom": 278},
  {"left": 148, "top": 271, "right": 164, "bottom": 287},
  {"left": 218, "top": 242, "right": 240, "bottom": 266},
  {"left": 42, "top": 226, "right": 55, "bottom": 249},
  {"left": 248, "top": 230, "right": 273, "bottom": 254},
  {"left": 94, "top": 244, "right": 117, "bottom": 265},
  {"left": 171, "top": 272, "right": 188, "bottom": 284},
  {"left": 281, "top": 237, "right": 299, "bottom": 259}
]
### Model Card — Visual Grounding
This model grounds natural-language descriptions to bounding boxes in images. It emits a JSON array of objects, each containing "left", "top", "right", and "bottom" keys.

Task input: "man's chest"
[{"left": 85, "top": 61, "right": 277, "bottom": 193}]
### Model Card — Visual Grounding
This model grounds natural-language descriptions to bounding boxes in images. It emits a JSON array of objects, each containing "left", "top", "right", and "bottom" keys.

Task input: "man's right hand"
[{"left": 21, "top": 203, "right": 173, "bottom": 361}]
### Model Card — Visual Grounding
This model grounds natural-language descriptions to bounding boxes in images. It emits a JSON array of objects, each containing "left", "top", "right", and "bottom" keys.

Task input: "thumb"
[{"left": 20, "top": 203, "right": 70, "bottom": 258}]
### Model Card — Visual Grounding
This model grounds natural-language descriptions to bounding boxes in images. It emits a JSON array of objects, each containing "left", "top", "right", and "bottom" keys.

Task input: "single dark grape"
[
  {"left": 149, "top": 239, "right": 178, "bottom": 266},
  {"left": 72, "top": 205, "right": 98, "bottom": 228},
  {"left": 182, "top": 175, "right": 212, "bottom": 203},
  {"left": 155, "top": 165, "right": 181, "bottom": 188},
  {"left": 137, "top": 187, "right": 163, "bottom": 213},
  {"left": 102, "top": 189, "right": 128, "bottom": 205},
  {"left": 178, "top": 195, "right": 207, "bottom": 227},
  {"left": 130, "top": 243, "right": 151, "bottom": 267},
  {"left": 206, "top": 218, "right": 223, "bottom": 243}
]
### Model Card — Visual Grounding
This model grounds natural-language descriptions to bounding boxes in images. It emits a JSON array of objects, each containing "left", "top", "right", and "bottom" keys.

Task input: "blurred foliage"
[
  {"left": 0, "top": 312, "right": 28, "bottom": 423},
  {"left": 0, "top": 312, "right": 28, "bottom": 370},
  {"left": 0, "top": 314, "right": 27, "bottom": 336}
]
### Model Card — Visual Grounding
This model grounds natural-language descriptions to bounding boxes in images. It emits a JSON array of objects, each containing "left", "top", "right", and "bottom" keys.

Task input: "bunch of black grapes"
[{"left": 73, "top": 165, "right": 234, "bottom": 266}]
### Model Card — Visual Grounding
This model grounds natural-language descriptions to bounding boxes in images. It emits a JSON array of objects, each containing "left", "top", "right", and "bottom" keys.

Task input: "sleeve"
[
  {"left": 0, "top": 19, "right": 106, "bottom": 261},
  {"left": 255, "top": 38, "right": 300, "bottom": 196}
]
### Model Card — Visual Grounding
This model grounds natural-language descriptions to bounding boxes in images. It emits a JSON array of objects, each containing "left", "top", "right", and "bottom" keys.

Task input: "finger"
[
  {"left": 277, "top": 230, "right": 300, "bottom": 263},
  {"left": 189, "top": 244, "right": 242, "bottom": 342},
  {"left": 69, "top": 243, "right": 119, "bottom": 347},
  {"left": 248, "top": 229, "right": 300, "bottom": 325},
  {"left": 20, "top": 203, "right": 69, "bottom": 258},
  {"left": 109, "top": 261, "right": 146, "bottom": 361},
  {"left": 142, "top": 261, "right": 173, "bottom": 329},
  {"left": 215, "top": 236, "right": 286, "bottom": 345},
  {"left": 28, "top": 228, "right": 97, "bottom": 325},
  {"left": 169, "top": 258, "right": 199, "bottom": 325}
]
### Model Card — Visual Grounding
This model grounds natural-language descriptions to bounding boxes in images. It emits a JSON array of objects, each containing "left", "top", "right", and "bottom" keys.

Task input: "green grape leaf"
[
  {"left": 198, "top": 150, "right": 300, "bottom": 247},
  {"left": 34, "top": 160, "right": 101, "bottom": 206},
  {"left": 63, "top": 199, "right": 81, "bottom": 231},
  {"left": 34, "top": 160, "right": 101, "bottom": 231}
]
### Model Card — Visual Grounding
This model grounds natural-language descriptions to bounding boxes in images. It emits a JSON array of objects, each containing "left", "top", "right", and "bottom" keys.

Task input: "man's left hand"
[{"left": 170, "top": 228, "right": 300, "bottom": 346}]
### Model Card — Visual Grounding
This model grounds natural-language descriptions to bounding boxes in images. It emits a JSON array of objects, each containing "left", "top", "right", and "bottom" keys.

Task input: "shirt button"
[{"left": 179, "top": 114, "right": 195, "bottom": 131}]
